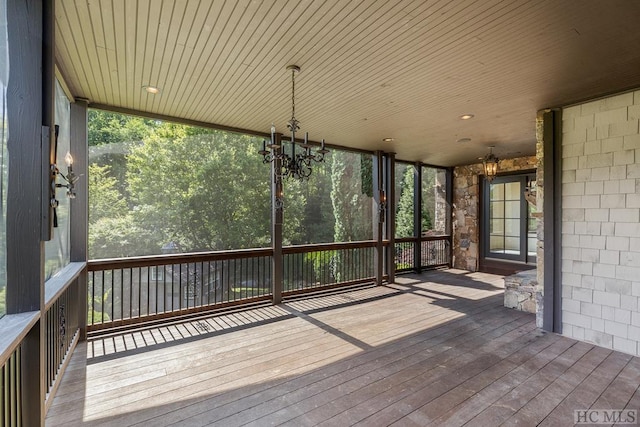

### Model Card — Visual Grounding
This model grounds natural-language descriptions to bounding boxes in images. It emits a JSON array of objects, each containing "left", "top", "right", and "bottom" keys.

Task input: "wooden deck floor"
[{"left": 47, "top": 269, "right": 640, "bottom": 426}]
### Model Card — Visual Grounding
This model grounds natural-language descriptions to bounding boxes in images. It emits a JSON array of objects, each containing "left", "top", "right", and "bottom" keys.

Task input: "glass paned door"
[
  {"left": 489, "top": 181, "right": 522, "bottom": 256},
  {"left": 483, "top": 173, "right": 536, "bottom": 264}
]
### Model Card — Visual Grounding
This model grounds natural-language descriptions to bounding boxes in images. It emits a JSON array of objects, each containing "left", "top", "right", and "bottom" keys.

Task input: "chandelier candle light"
[{"left": 259, "top": 65, "right": 329, "bottom": 206}]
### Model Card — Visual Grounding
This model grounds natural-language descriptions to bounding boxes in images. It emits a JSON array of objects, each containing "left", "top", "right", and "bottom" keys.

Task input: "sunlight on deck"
[{"left": 46, "top": 269, "right": 541, "bottom": 426}]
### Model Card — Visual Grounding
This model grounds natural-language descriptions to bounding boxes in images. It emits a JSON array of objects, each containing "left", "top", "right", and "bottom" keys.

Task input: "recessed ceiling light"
[
  {"left": 460, "top": 114, "right": 474, "bottom": 120},
  {"left": 457, "top": 138, "right": 471, "bottom": 143},
  {"left": 143, "top": 85, "right": 161, "bottom": 94},
  {"left": 382, "top": 138, "right": 394, "bottom": 142}
]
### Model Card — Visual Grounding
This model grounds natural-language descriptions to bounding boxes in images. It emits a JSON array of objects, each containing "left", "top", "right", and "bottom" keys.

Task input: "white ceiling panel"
[{"left": 55, "top": 0, "right": 640, "bottom": 166}]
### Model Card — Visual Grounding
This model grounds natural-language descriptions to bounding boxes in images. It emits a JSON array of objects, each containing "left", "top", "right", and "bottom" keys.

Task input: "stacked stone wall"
[{"left": 452, "top": 156, "right": 537, "bottom": 271}]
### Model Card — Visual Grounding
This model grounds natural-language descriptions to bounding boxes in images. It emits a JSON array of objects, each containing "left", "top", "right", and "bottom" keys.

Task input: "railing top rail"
[
  {"left": 88, "top": 247, "right": 274, "bottom": 271},
  {"left": 282, "top": 240, "right": 377, "bottom": 254},
  {"left": 421, "top": 234, "right": 451, "bottom": 241},
  {"left": 395, "top": 235, "right": 450, "bottom": 243},
  {"left": 0, "top": 311, "right": 39, "bottom": 368},
  {"left": 45, "top": 262, "right": 85, "bottom": 310},
  {"left": 88, "top": 239, "right": 394, "bottom": 271}
]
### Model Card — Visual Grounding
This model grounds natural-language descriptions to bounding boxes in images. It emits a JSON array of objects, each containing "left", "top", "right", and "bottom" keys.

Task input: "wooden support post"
[
  {"left": 5, "top": 0, "right": 53, "bottom": 424},
  {"left": 271, "top": 133, "right": 283, "bottom": 304},
  {"left": 70, "top": 100, "right": 88, "bottom": 340},
  {"left": 386, "top": 153, "right": 396, "bottom": 283},
  {"left": 542, "top": 109, "right": 562, "bottom": 333},
  {"left": 373, "top": 151, "right": 384, "bottom": 285},
  {"left": 446, "top": 167, "right": 454, "bottom": 267},
  {"left": 413, "top": 163, "right": 422, "bottom": 272}
]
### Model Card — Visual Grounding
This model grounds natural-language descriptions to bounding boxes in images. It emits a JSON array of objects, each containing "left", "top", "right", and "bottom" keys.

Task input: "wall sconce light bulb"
[{"left": 64, "top": 151, "right": 74, "bottom": 167}]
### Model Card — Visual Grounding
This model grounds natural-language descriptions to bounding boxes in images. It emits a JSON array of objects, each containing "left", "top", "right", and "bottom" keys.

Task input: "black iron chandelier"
[{"left": 259, "top": 65, "right": 329, "bottom": 184}]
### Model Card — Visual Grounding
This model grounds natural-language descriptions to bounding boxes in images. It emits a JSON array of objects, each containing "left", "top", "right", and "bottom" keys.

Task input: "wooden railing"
[
  {"left": 394, "top": 235, "right": 451, "bottom": 272},
  {"left": 87, "top": 241, "right": 384, "bottom": 332},
  {"left": 87, "top": 237, "right": 449, "bottom": 333},
  {"left": 0, "top": 263, "right": 83, "bottom": 425},
  {"left": 43, "top": 263, "right": 83, "bottom": 409},
  {"left": 88, "top": 248, "right": 274, "bottom": 332},
  {"left": 420, "top": 236, "right": 451, "bottom": 267},
  {"left": 283, "top": 241, "right": 377, "bottom": 295},
  {"left": 1, "top": 343, "right": 22, "bottom": 426}
]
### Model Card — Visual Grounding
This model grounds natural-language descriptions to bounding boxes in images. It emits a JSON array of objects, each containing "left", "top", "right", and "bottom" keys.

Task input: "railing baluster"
[
  {"left": 200, "top": 260, "right": 205, "bottom": 307},
  {"left": 100, "top": 270, "right": 104, "bottom": 324},
  {"left": 109, "top": 270, "right": 114, "bottom": 323},
  {"left": 145, "top": 266, "right": 150, "bottom": 316},
  {"left": 118, "top": 268, "right": 123, "bottom": 320}
]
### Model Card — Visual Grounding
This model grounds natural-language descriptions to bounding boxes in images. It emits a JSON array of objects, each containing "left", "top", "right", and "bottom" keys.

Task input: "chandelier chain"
[{"left": 291, "top": 67, "right": 296, "bottom": 122}]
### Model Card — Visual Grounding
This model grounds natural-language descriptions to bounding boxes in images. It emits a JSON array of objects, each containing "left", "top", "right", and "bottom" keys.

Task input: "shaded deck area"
[{"left": 47, "top": 269, "right": 640, "bottom": 426}]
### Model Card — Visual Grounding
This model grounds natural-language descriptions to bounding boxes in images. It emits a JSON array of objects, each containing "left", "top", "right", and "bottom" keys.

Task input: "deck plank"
[
  {"left": 143, "top": 295, "right": 508, "bottom": 427},
  {"left": 44, "top": 270, "right": 640, "bottom": 427}
]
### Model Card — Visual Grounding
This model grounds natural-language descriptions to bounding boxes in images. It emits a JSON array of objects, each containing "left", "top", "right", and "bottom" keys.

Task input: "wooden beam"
[
  {"left": 446, "top": 167, "right": 454, "bottom": 255},
  {"left": 373, "top": 151, "right": 384, "bottom": 286},
  {"left": 69, "top": 100, "right": 88, "bottom": 339},
  {"left": 386, "top": 153, "right": 396, "bottom": 283},
  {"left": 542, "top": 109, "right": 562, "bottom": 333},
  {"left": 6, "top": 0, "right": 52, "bottom": 423}
]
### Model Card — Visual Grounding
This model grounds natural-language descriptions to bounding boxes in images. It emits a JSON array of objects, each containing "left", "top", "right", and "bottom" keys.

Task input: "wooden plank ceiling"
[{"left": 55, "top": 0, "right": 640, "bottom": 166}]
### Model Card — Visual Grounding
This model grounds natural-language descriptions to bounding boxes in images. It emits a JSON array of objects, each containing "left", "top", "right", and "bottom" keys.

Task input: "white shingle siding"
[{"left": 562, "top": 89, "right": 640, "bottom": 356}]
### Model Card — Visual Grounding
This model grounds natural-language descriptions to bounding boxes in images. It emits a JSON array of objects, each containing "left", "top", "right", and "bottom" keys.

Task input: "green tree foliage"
[
  {"left": 89, "top": 215, "right": 157, "bottom": 258},
  {"left": 360, "top": 155, "right": 373, "bottom": 198},
  {"left": 88, "top": 110, "right": 375, "bottom": 269},
  {"left": 330, "top": 152, "right": 374, "bottom": 282},
  {"left": 88, "top": 110, "right": 158, "bottom": 146},
  {"left": 331, "top": 152, "right": 374, "bottom": 242},
  {"left": 88, "top": 164, "right": 127, "bottom": 222},
  {"left": 285, "top": 157, "right": 334, "bottom": 245},
  {"left": 396, "top": 166, "right": 415, "bottom": 238},
  {"left": 126, "top": 127, "right": 273, "bottom": 252},
  {"left": 395, "top": 165, "right": 434, "bottom": 238},
  {"left": 421, "top": 167, "right": 435, "bottom": 232},
  {"left": 88, "top": 163, "right": 152, "bottom": 258},
  {"left": 88, "top": 287, "right": 111, "bottom": 323},
  {"left": 88, "top": 110, "right": 159, "bottom": 197}
]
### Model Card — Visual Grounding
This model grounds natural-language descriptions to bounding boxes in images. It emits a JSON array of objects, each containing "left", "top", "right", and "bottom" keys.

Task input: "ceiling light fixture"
[
  {"left": 382, "top": 138, "right": 394, "bottom": 142},
  {"left": 456, "top": 138, "right": 471, "bottom": 143},
  {"left": 143, "top": 85, "right": 160, "bottom": 94},
  {"left": 460, "top": 114, "right": 474, "bottom": 120},
  {"left": 481, "top": 146, "right": 499, "bottom": 182},
  {"left": 259, "top": 65, "right": 329, "bottom": 207}
]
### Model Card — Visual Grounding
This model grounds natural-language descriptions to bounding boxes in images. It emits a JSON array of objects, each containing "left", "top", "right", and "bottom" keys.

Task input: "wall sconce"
[
  {"left": 48, "top": 125, "right": 80, "bottom": 228},
  {"left": 481, "top": 146, "right": 499, "bottom": 182},
  {"left": 378, "top": 189, "right": 387, "bottom": 223},
  {"left": 50, "top": 151, "right": 79, "bottom": 228},
  {"left": 53, "top": 151, "right": 78, "bottom": 198}
]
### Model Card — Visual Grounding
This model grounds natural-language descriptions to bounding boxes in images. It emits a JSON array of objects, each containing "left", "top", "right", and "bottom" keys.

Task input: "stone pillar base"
[{"left": 504, "top": 269, "right": 538, "bottom": 314}]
